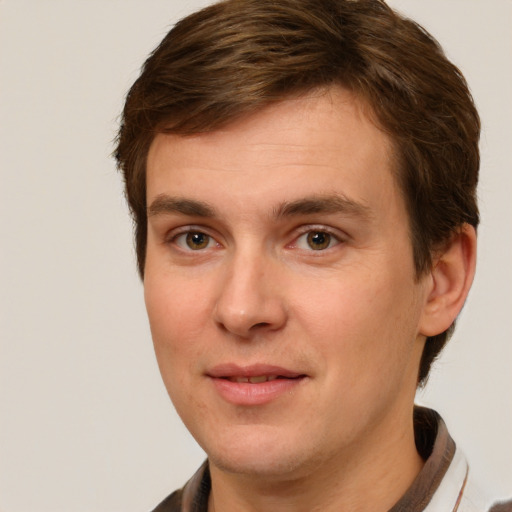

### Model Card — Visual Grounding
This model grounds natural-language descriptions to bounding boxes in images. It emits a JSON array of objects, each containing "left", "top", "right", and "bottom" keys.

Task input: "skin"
[{"left": 143, "top": 86, "right": 476, "bottom": 512}]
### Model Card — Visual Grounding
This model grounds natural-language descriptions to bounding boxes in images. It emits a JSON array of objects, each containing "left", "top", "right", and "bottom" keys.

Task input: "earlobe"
[{"left": 419, "top": 224, "right": 477, "bottom": 337}]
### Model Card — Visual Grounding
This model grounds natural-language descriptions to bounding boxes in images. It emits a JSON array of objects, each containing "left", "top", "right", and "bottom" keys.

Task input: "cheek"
[
  {"left": 291, "top": 265, "right": 421, "bottom": 373},
  {"left": 296, "top": 276, "right": 422, "bottom": 433},
  {"left": 144, "top": 274, "right": 211, "bottom": 390},
  {"left": 145, "top": 266, "right": 211, "bottom": 338}
]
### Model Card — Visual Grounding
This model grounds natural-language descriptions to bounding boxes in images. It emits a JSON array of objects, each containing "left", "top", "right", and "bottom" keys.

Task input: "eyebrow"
[
  {"left": 147, "top": 193, "right": 372, "bottom": 221},
  {"left": 148, "top": 195, "right": 216, "bottom": 218},
  {"left": 274, "top": 194, "right": 373, "bottom": 220}
]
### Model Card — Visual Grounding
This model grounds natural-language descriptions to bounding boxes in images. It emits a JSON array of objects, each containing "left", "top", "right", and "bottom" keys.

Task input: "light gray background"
[{"left": 1, "top": 1, "right": 511, "bottom": 511}]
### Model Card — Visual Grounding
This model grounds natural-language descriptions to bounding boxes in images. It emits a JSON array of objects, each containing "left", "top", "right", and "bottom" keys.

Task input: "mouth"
[
  {"left": 223, "top": 374, "right": 303, "bottom": 384},
  {"left": 207, "top": 364, "right": 307, "bottom": 405},
  {"left": 207, "top": 363, "right": 305, "bottom": 381}
]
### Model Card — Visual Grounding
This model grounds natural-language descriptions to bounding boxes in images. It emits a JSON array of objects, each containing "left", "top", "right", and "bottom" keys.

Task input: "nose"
[{"left": 213, "top": 251, "right": 287, "bottom": 338}]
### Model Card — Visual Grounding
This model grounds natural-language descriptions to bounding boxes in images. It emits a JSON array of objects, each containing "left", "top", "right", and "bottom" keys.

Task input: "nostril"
[{"left": 251, "top": 322, "right": 271, "bottom": 330}]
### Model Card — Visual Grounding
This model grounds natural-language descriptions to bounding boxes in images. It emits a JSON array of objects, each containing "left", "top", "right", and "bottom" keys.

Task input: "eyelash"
[
  {"left": 290, "top": 226, "right": 344, "bottom": 252},
  {"left": 169, "top": 227, "right": 220, "bottom": 251},
  {"left": 166, "top": 225, "right": 346, "bottom": 253}
]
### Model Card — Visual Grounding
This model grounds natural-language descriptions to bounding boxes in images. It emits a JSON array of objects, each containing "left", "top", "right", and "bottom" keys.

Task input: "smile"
[
  {"left": 226, "top": 375, "right": 282, "bottom": 383},
  {"left": 207, "top": 365, "right": 307, "bottom": 406}
]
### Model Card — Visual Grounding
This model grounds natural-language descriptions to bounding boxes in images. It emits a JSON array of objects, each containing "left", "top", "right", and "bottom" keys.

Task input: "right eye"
[
  {"left": 174, "top": 231, "right": 217, "bottom": 251},
  {"left": 296, "top": 230, "right": 338, "bottom": 251}
]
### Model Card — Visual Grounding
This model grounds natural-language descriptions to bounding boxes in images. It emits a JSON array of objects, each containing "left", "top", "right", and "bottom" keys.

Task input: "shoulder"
[
  {"left": 447, "top": 459, "right": 512, "bottom": 512},
  {"left": 149, "top": 461, "right": 210, "bottom": 512},
  {"left": 489, "top": 500, "right": 512, "bottom": 512},
  {"left": 150, "top": 489, "right": 183, "bottom": 512},
  {"left": 411, "top": 409, "right": 510, "bottom": 512}
]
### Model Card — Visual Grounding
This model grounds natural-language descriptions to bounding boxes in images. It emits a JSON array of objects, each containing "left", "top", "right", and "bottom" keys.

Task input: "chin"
[
  {"left": 202, "top": 426, "right": 322, "bottom": 479},
  {"left": 209, "top": 451, "right": 309, "bottom": 479}
]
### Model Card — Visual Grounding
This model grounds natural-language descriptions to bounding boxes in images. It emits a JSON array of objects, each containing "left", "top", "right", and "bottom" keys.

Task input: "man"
[{"left": 115, "top": 0, "right": 510, "bottom": 510}]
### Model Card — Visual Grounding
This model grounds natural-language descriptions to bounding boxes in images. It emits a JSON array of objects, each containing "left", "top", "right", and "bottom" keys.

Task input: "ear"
[{"left": 419, "top": 224, "right": 477, "bottom": 337}]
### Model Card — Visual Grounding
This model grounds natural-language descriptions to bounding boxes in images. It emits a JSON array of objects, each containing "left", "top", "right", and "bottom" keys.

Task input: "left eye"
[
  {"left": 174, "top": 231, "right": 216, "bottom": 250},
  {"left": 295, "top": 230, "right": 340, "bottom": 251}
]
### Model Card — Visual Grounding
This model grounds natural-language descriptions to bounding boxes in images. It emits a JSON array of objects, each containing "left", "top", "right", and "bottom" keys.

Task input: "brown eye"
[
  {"left": 306, "top": 231, "right": 331, "bottom": 250},
  {"left": 185, "top": 232, "right": 211, "bottom": 250}
]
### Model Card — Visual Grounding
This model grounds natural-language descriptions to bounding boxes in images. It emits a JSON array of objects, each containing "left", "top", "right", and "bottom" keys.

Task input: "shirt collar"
[{"left": 389, "top": 406, "right": 456, "bottom": 511}]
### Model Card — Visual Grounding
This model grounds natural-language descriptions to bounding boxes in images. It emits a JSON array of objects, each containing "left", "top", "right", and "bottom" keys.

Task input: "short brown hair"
[{"left": 115, "top": 0, "right": 480, "bottom": 384}]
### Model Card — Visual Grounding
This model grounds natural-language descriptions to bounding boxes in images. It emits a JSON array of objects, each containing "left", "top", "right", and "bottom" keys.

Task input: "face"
[{"left": 144, "top": 87, "right": 430, "bottom": 481}]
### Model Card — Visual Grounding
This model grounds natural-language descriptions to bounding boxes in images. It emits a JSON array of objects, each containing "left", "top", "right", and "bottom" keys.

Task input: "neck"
[{"left": 208, "top": 404, "right": 424, "bottom": 512}]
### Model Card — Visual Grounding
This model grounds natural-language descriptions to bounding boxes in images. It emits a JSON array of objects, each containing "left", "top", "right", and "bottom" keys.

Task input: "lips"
[
  {"left": 208, "top": 363, "right": 304, "bottom": 379},
  {"left": 227, "top": 375, "right": 279, "bottom": 383},
  {"left": 207, "top": 364, "right": 306, "bottom": 406}
]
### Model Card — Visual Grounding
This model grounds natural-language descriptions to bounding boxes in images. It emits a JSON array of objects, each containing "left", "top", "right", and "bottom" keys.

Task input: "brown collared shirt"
[{"left": 151, "top": 407, "right": 511, "bottom": 512}]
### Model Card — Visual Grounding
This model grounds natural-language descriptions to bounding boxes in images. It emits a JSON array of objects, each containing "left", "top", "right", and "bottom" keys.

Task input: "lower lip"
[{"left": 210, "top": 377, "right": 305, "bottom": 406}]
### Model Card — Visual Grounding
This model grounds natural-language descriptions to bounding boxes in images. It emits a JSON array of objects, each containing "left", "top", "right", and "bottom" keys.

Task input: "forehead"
[{"left": 146, "top": 86, "right": 401, "bottom": 221}]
